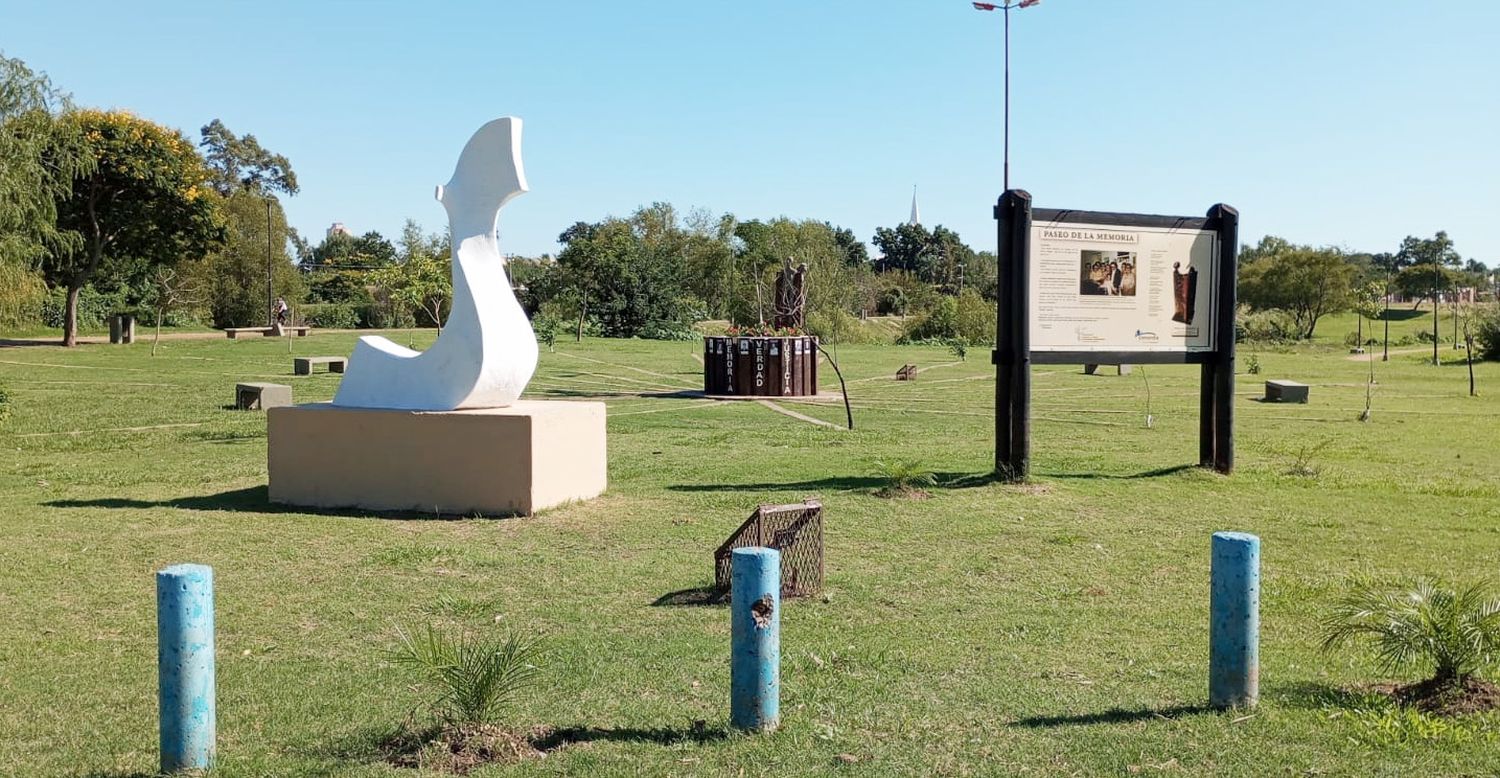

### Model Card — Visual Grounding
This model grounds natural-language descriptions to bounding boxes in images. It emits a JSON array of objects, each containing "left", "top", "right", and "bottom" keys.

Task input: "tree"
[
  {"left": 1396, "top": 231, "right": 1462, "bottom": 365},
  {"left": 145, "top": 264, "right": 202, "bottom": 356},
  {"left": 827, "top": 223, "right": 869, "bottom": 267},
  {"left": 0, "top": 54, "right": 93, "bottom": 272},
  {"left": 1238, "top": 235, "right": 1293, "bottom": 266},
  {"left": 371, "top": 219, "right": 452, "bottom": 343},
  {"left": 203, "top": 190, "right": 302, "bottom": 328},
  {"left": 872, "top": 222, "right": 932, "bottom": 276},
  {"left": 872, "top": 222, "right": 978, "bottom": 292},
  {"left": 1237, "top": 242, "right": 1355, "bottom": 339},
  {"left": 43, "top": 110, "right": 224, "bottom": 346},
  {"left": 307, "top": 230, "right": 396, "bottom": 269},
  {"left": 199, "top": 119, "right": 298, "bottom": 197}
]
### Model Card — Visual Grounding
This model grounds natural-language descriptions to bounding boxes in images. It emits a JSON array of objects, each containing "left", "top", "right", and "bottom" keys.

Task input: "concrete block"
[
  {"left": 1264, "top": 380, "right": 1309, "bottom": 403},
  {"left": 267, "top": 401, "right": 606, "bottom": 516},
  {"left": 236, "top": 382, "right": 292, "bottom": 410}
]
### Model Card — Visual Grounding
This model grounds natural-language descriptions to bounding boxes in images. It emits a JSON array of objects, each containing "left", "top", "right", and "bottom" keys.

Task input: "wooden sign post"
[{"left": 993, "top": 189, "right": 1238, "bottom": 479}]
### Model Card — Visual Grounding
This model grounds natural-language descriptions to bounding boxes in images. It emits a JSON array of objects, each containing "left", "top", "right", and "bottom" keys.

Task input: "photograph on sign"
[{"left": 1029, "top": 222, "right": 1217, "bottom": 352}]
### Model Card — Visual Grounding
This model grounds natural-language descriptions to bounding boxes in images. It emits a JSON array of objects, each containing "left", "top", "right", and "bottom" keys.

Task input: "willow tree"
[{"left": 0, "top": 55, "right": 92, "bottom": 325}]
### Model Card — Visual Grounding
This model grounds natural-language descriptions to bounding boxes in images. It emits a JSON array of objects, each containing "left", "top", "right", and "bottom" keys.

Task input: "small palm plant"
[
  {"left": 390, "top": 623, "right": 542, "bottom": 725},
  {"left": 1321, "top": 578, "right": 1500, "bottom": 689},
  {"left": 869, "top": 458, "right": 937, "bottom": 498}
]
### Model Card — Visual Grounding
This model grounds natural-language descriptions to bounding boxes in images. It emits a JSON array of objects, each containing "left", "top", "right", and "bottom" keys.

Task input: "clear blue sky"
[{"left": 5, "top": 1, "right": 1498, "bottom": 263}]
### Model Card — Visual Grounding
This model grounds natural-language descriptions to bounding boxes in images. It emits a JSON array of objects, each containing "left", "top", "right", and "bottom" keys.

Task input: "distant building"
[
  {"left": 908, "top": 185, "right": 921, "bottom": 226},
  {"left": 326, "top": 222, "right": 353, "bottom": 239}
]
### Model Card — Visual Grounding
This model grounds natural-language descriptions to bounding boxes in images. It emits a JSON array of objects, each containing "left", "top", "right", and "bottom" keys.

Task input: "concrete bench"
[
  {"left": 225, "top": 327, "right": 270, "bottom": 339},
  {"left": 1084, "top": 364, "right": 1133, "bottom": 376},
  {"left": 267, "top": 324, "right": 312, "bottom": 337},
  {"left": 1265, "top": 379, "right": 1309, "bottom": 403},
  {"left": 295, "top": 356, "right": 347, "bottom": 375},
  {"left": 236, "top": 382, "right": 292, "bottom": 410}
]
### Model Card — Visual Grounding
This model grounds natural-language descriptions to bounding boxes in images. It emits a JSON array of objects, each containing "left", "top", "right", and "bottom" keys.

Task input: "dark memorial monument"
[
  {"left": 992, "top": 190, "right": 1238, "bottom": 478},
  {"left": 703, "top": 258, "right": 819, "bottom": 397}
]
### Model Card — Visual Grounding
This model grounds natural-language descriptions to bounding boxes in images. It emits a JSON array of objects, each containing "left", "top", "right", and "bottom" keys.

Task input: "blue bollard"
[
  {"left": 730, "top": 547, "right": 780, "bottom": 731},
  {"left": 1209, "top": 532, "right": 1260, "bottom": 708},
  {"left": 157, "top": 563, "right": 216, "bottom": 773}
]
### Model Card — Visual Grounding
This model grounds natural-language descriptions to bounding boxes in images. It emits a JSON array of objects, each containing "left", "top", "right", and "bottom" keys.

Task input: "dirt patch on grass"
[
  {"left": 1008, "top": 482, "right": 1054, "bottom": 496},
  {"left": 383, "top": 723, "right": 554, "bottom": 774},
  {"left": 1370, "top": 676, "right": 1500, "bottom": 717},
  {"left": 872, "top": 487, "right": 930, "bottom": 500}
]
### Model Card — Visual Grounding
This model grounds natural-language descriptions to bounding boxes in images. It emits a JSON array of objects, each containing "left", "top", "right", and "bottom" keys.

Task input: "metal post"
[
  {"left": 730, "top": 547, "right": 780, "bottom": 732},
  {"left": 993, "top": 190, "right": 1032, "bottom": 480},
  {"left": 266, "top": 197, "right": 275, "bottom": 327},
  {"left": 1382, "top": 267, "right": 1390, "bottom": 362},
  {"left": 1209, "top": 532, "right": 1259, "bottom": 708},
  {"left": 1003, "top": 4, "right": 1010, "bottom": 191},
  {"left": 1433, "top": 261, "right": 1441, "bottom": 366},
  {"left": 157, "top": 563, "right": 216, "bottom": 773},
  {"left": 1210, "top": 204, "right": 1238, "bottom": 474}
]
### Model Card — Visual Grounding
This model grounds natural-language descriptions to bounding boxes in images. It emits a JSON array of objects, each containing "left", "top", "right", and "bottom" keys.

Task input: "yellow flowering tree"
[{"left": 44, "top": 110, "right": 225, "bottom": 345}]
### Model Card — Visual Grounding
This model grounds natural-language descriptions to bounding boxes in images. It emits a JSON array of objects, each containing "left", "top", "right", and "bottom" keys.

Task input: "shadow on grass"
[
  {"left": 668, "top": 471, "right": 1002, "bottom": 493},
  {"left": 651, "top": 586, "right": 727, "bottom": 607},
  {"left": 74, "top": 772, "right": 157, "bottom": 778},
  {"left": 1011, "top": 704, "right": 1214, "bottom": 727},
  {"left": 1034, "top": 464, "right": 1199, "bottom": 480},
  {"left": 1374, "top": 308, "right": 1428, "bottom": 322},
  {"left": 43, "top": 486, "right": 510, "bottom": 520}
]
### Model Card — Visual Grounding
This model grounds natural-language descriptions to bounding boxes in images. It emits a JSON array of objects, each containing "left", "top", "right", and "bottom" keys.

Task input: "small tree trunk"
[
  {"left": 1467, "top": 333, "right": 1477, "bottom": 397},
  {"left": 576, "top": 287, "right": 588, "bottom": 342},
  {"left": 153, "top": 308, "right": 163, "bottom": 357},
  {"left": 63, "top": 282, "right": 82, "bottom": 347}
]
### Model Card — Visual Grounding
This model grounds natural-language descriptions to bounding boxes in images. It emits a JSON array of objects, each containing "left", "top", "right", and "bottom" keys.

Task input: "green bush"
[
  {"left": 41, "top": 285, "right": 129, "bottom": 331},
  {"left": 1322, "top": 577, "right": 1500, "bottom": 688},
  {"left": 1473, "top": 307, "right": 1500, "bottom": 361},
  {"left": 390, "top": 623, "right": 542, "bottom": 725},
  {"left": 638, "top": 319, "right": 697, "bottom": 341},
  {"left": 899, "top": 291, "right": 995, "bottom": 346},
  {"left": 0, "top": 264, "right": 47, "bottom": 330},
  {"left": 1235, "top": 307, "right": 1298, "bottom": 343},
  {"left": 807, "top": 308, "right": 881, "bottom": 345},
  {"left": 302, "top": 303, "right": 361, "bottom": 330}
]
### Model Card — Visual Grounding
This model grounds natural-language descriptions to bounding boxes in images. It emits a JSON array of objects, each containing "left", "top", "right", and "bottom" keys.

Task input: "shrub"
[
  {"left": 0, "top": 264, "right": 47, "bottom": 330},
  {"left": 1475, "top": 307, "right": 1500, "bottom": 361},
  {"left": 41, "top": 285, "right": 128, "bottom": 331},
  {"left": 302, "top": 303, "right": 361, "bottom": 330},
  {"left": 0, "top": 385, "right": 10, "bottom": 425},
  {"left": 638, "top": 319, "right": 697, "bottom": 341},
  {"left": 899, "top": 291, "right": 995, "bottom": 346},
  {"left": 1235, "top": 306, "right": 1298, "bottom": 343},
  {"left": 807, "top": 308, "right": 881, "bottom": 345},
  {"left": 390, "top": 624, "right": 542, "bottom": 725},
  {"left": 869, "top": 458, "right": 937, "bottom": 497},
  {"left": 1321, "top": 578, "right": 1500, "bottom": 688}
]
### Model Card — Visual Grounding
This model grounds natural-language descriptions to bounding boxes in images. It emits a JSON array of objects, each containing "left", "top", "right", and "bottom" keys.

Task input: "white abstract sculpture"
[{"left": 332, "top": 117, "right": 538, "bottom": 411}]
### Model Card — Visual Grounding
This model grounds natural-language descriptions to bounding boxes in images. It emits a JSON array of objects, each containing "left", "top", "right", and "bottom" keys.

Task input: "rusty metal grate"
[{"left": 713, "top": 500, "right": 823, "bottom": 598}]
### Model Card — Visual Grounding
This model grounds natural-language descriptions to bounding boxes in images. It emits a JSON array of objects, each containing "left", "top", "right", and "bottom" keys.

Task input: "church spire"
[{"left": 908, "top": 185, "right": 921, "bottom": 226}]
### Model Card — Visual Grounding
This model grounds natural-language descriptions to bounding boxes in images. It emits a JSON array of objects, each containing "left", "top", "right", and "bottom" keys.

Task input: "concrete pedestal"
[{"left": 267, "top": 401, "right": 606, "bottom": 516}]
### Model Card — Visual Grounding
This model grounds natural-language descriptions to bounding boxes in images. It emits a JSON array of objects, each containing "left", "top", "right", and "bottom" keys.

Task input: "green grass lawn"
[{"left": 1, "top": 330, "right": 1498, "bottom": 776}]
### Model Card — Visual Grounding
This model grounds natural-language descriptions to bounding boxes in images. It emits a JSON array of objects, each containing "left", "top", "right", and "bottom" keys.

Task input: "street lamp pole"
[
  {"left": 973, "top": 1, "right": 1041, "bottom": 191},
  {"left": 265, "top": 196, "right": 275, "bottom": 327}
]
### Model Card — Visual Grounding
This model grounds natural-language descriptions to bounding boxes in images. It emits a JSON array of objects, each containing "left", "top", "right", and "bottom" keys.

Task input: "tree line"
[{"left": 3, "top": 52, "right": 1493, "bottom": 358}]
